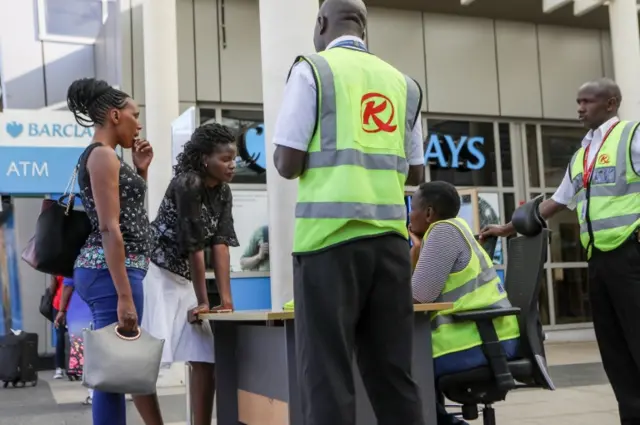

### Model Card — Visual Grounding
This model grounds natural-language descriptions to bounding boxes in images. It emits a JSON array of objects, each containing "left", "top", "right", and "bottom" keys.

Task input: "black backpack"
[{"left": 0, "top": 332, "right": 38, "bottom": 388}]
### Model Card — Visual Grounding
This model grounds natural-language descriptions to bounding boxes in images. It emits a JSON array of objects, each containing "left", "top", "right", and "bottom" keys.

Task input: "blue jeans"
[
  {"left": 434, "top": 338, "right": 520, "bottom": 378},
  {"left": 74, "top": 267, "right": 146, "bottom": 425},
  {"left": 52, "top": 308, "right": 67, "bottom": 370}
]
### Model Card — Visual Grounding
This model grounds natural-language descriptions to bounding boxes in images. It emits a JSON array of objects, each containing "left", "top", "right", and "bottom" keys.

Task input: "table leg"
[
  {"left": 413, "top": 313, "right": 437, "bottom": 423},
  {"left": 213, "top": 321, "right": 240, "bottom": 425},
  {"left": 285, "top": 321, "right": 303, "bottom": 425}
]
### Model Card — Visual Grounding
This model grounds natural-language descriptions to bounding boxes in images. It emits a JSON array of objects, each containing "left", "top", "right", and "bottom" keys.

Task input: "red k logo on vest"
[{"left": 361, "top": 93, "right": 397, "bottom": 133}]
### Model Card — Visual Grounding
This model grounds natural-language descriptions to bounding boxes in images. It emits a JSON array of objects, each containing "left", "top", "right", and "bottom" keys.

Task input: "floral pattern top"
[
  {"left": 75, "top": 143, "right": 151, "bottom": 271},
  {"left": 149, "top": 172, "right": 239, "bottom": 280}
]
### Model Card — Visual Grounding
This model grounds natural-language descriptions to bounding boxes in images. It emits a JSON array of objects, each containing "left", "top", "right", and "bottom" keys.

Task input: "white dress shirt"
[
  {"left": 272, "top": 35, "right": 425, "bottom": 165},
  {"left": 552, "top": 116, "right": 640, "bottom": 210}
]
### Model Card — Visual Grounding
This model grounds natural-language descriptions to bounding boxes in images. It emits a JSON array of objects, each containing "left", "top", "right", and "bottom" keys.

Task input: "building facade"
[{"left": 3, "top": 0, "right": 639, "bottom": 350}]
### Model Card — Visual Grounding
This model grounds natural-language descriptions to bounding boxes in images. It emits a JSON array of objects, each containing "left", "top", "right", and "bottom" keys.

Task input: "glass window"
[
  {"left": 220, "top": 110, "right": 265, "bottom": 184},
  {"left": 525, "top": 124, "right": 540, "bottom": 187},
  {"left": 426, "top": 120, "right": 497, "bottom": 187},
  {"left": 540, "top": 125, "right": 585, "bottom": 188},
  {"left": 547, "top": 207, "right": 586, "bottom": 263},
  {"left": 39, "top": 0, "right": 105, "bottom": 41},
  {"left": 552, "top": 267, "right": 590, "bottom": 324},
  {"left": 498, "top": 123, "right": 513, "bottom": 187}
]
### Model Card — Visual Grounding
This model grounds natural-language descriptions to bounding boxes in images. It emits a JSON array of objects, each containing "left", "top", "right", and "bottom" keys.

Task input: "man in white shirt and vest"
[
  {"left": 482, "top": 78, "right": 640, "bottom": 425},
  {"left": 272, "top": 0, "right": 425, "bottom": 424}
]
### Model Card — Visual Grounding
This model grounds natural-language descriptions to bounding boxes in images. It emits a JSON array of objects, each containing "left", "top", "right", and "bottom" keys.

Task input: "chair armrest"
[
  {"left": 451, "top": 307, "right": 521, "bottom": 322},
  {"left": 448, "top": 307, "right": 520, "bottom": 392}
]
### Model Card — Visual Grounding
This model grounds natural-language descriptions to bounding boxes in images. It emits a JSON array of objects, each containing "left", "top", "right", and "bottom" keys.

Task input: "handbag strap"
[{"left": 62, "top": 165, "right": 79, "bottom": 216}]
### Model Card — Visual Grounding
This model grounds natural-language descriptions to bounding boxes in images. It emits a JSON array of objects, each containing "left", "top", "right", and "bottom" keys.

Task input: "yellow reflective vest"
[
  {"left": 428, "top": 218, "right": 520, "bottom": 358},
  {"left": 568, "top": 121, "right": 640, "bottom": 258},
  {"left": 291, "top": 47, "right": 422, "bottom": 254}
]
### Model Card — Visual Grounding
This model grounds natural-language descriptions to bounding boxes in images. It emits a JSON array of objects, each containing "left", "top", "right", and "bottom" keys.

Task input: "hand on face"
[{"left": 132, "top": 139, "right": 154, "bottom": 171}]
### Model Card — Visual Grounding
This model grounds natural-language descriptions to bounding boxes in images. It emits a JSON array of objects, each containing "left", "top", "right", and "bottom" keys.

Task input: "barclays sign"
[
  {"left": 5, "top": 120, "right": 93, "bottom": 139},
  {"left": 424, "top": 134, "right": 486, "bottom": 170},
  {"left": 0, "top": 110, "right": 93, "bottom": 194}
]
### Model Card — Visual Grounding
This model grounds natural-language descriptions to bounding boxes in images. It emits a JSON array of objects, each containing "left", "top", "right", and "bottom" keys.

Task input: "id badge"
[{"left": 581, "top": 202, "right": 587, "bottom": 221}]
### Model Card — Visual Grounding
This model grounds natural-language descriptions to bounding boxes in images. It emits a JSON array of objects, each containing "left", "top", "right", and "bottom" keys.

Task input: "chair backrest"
[
  {"left": 474, "top": 234, "right": 497, "bottom": 260},
  {"left": 503, "top": 229, "right": 555, "bottom": 390}
]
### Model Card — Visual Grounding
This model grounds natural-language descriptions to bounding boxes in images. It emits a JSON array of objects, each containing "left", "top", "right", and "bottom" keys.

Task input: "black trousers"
[
  {"left": 590, "top": 239, "right": 640, "bottom": 425},
  {"left": 293, "top": 234, "right": 424, "bottom": 425}
]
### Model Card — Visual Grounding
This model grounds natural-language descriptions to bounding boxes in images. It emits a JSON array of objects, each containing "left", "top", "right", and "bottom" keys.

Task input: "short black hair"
[
  {"left": 174, "top": 123, "right": 237, "bottom": 176},
  {"left": 67, "top": 78, "right": 130, "bottom": 127},
  {"left": 414, "top": 181, "right": 460, "bottom": 219}
]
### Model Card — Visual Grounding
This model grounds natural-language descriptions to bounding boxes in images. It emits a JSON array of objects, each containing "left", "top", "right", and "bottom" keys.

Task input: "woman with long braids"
[
  {"left": 140, "top": 123, "right": 238, "bottom": 425},
  {"left": 66, "top": 78, "right": 164, "bottom": 425}
]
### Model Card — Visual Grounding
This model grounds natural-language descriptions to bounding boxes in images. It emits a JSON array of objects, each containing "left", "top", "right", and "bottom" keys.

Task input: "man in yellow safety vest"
[
  {"left": 272, "top": 0, "right": 425, "bottom": 423},
  {"left": 481, "top": 78, "right": 640, "bottom": 424}
]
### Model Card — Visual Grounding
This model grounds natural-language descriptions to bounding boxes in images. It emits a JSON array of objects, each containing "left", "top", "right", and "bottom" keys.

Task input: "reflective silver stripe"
[
  {"left": 306, "top": 148, "right": 409, "bottom": 174},
  {"left": 305, "top": 54, "right": 338, "bottom": 151},
  {"left": 580, "top": 213, "right": 640, "bottom": 233},
  {"left": 295, "top": 202, "right": 406, "bottom": 220},
  {"left": 303, "top": 54, "right": 417, "bottom": 175},
  {"left": 431, "top": 298, "right": 513, "bottom": 331},
  {"left": 434, "top": 222, "right": 497, "bottom": 303},
  {"left": 436, "top": 268, "right": 499, "bottom": 303},
  {"left": 572, "top": 121, "right": 640, "bottom": 203}
]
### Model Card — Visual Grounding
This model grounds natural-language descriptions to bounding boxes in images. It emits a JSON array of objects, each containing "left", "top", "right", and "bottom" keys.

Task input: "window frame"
[{"left": 36, "top": 0, "right": 109, "bottom": 45}]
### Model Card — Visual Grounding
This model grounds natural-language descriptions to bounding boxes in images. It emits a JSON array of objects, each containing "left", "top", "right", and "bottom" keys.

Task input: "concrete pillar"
[
  {"left": 608, "top": 0, "right": 640, "bottom": 118},
  {"left": 142, "top": 0, "right": 180, "bottom": 219},
  {"left": 258, "top": 0, "right": 318, "bottom": 310}
]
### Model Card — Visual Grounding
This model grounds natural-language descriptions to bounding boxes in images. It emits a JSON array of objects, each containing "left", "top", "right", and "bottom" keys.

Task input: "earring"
[{"left": 204, "top": 163, "right": 208, "bottom": 168}]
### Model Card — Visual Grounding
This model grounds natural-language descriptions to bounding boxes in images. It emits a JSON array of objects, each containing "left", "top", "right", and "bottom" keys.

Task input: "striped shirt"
[{"left": 412, "top": 222, "right": 472, "bottom": 303}]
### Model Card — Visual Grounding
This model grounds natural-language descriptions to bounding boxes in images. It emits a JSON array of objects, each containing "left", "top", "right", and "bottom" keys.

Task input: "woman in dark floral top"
[
  {"left": 66, "top": 77, "right": 164, "bottom": 425},
  {"left": 141, "top": 123, "right": 238, "bottom": 425}
]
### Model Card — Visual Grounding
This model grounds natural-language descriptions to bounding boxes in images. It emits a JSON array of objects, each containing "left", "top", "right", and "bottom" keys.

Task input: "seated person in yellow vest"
[{"left": 408, "top": 181, "right": 520, "bottom": 425}]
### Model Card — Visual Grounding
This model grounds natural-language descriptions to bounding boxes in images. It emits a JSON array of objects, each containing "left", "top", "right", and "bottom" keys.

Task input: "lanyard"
[
  {"left": 582, "top": 121, "right": 619, "bottom": 189},
  {"left": 331, "top": 39, "right": 367, "bottom": 52}
]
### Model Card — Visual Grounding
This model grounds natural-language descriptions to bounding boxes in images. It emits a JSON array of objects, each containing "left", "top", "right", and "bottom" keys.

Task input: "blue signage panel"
[
  {"left": 424, "top": 134, "right": 486, "bottom": 170},
  {"left": 0, "top": 146, "right": 84, "bottom": 194}
]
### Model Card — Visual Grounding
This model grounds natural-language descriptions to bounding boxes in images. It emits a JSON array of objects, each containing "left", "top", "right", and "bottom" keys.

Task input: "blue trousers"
[
  {"left": 74, "top": 267, "right": 146, "bottom": 425},
  {"left": 52, "top": 308, "right": 67, "bottom": 370}
]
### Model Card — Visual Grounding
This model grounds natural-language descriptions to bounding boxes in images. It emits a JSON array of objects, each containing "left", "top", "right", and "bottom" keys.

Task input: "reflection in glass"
[
  {"left": 541, "top": 125, "right": 584, "bottom": 187},
  {"left": 525, "top": 124, "right": 540, "bottom": 187},
  {"left": 220, "top": 110, "right": 265, "bottom": 184},
  {"left": 426, "top": 120, "right": 497, "bottom": 187},
  {"left": 548, "top": 208, "right": 586, "bottom": 263},
  {"left": 498, "top": 123, "right": 513, "bottom": 187},
  {"left": 552, "top": 267, "right": 591, "bottom": 324},
  {"left": 44, "top": 0, "right": 104, "bottom": 39}
]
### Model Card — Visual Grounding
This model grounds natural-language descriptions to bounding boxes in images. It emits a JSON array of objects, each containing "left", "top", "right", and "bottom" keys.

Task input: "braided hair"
[
  {"left": 67, "top": 78, "right": 129, "bottom": 128},
  {"left": 174, "top": 123, "right": 237, "bottom": 176}
]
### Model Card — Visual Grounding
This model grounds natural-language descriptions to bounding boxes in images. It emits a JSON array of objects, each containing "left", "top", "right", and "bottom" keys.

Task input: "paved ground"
[{"left": 0, "top": 342, "right": 619, "bottom": 425}]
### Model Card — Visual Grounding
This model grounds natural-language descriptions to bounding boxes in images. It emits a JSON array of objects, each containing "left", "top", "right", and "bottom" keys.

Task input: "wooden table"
[{"left": 200, "top": 303, "right": 452, "bottom": 425}]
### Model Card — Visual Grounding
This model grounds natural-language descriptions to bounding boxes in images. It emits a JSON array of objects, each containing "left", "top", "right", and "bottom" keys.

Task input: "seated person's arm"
[
  {"left": 411, "top": 223, "right": 467, "bottom": 303},
  {"left": 273, "top": 62, "right": 317, "bottom": 179}
]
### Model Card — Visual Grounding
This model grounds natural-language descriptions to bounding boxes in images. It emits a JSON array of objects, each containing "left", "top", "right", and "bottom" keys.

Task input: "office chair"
[
  {"left": 475, "top": 234, "right": 497, "bottom": 260},
  {"left": 437, "top": 230, "right": 555, "bottom": 425}
]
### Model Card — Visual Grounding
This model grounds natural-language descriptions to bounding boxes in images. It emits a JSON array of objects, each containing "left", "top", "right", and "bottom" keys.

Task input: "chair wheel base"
[{"left": 462, "top": 404, "right": 478, "bottom": 420}]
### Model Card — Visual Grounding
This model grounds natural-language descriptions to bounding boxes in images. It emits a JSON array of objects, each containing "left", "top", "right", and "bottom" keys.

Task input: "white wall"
[{"left": 122, "top": 1, "right": 613, "bottom": 120}]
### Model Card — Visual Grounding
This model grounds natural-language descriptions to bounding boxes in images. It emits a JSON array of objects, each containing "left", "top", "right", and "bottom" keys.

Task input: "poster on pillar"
[{"left": 230, "top": 190, "right": 270, "bottom": 273}]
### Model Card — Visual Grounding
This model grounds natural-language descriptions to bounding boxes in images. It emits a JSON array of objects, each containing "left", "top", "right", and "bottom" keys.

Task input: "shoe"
[{"left": 53, "top": 368, "right": 64, "bottom": 380}]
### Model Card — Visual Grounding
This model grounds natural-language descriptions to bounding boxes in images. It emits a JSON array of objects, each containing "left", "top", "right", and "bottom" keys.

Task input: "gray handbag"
[{"left": 82, "top": 323, "right": 165, "bottom": 395}]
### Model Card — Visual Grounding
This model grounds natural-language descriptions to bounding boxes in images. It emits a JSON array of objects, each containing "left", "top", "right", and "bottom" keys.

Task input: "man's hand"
[{"left": 479, "top": 224, "right": 514, "bottom": 240}]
